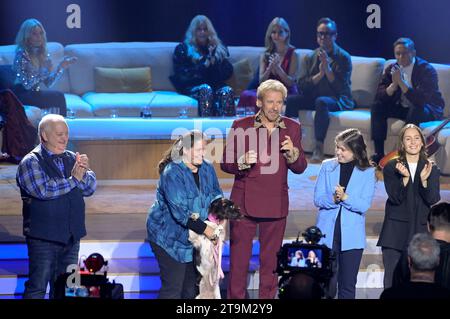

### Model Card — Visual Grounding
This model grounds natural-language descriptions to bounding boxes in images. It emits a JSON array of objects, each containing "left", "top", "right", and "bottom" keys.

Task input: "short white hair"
[{"left": 38, "top": 114, "right": 67, "bottom": 141}]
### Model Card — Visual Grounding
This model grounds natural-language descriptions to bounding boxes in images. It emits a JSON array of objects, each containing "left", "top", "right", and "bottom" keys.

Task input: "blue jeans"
[
  {"left": 285, "top": 95, "right": 341, "bottom": 141},
  {"left": 23, "top": 236, "right": 80, "bottom": 299}
]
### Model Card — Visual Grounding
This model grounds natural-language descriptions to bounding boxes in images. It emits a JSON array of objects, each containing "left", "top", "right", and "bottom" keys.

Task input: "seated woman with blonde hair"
[
  {"left": 12, "top": 18, "right": 76, "bottom": 117},
  {"left": 169, "top": 15, "right": 234, "bottom": 117},
  {"left": 238, "top": 17, "right": 299, "bottom": 114}
]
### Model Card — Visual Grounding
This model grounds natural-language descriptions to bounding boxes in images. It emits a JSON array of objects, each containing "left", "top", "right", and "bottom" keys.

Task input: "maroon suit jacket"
[{"left": 221, "top": 116, "right": 307, "bottom": 218}]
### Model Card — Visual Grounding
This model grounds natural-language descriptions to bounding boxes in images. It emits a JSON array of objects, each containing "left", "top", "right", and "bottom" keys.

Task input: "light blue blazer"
[{"left": 314, "top": 158, "right": 376, "bottom": 251}]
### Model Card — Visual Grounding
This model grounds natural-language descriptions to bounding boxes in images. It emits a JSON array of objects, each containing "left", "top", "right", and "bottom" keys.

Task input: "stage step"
[
  {"left": 0, "top": 238, "right": 382, "bottom": 260},
  {"left": 0, "top": 237, "right": 384, "bottom": 297}
]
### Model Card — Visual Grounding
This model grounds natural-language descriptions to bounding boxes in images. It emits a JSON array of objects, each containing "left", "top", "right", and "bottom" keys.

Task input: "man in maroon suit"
[{"left": 221, "top": 79, "right": 307, "bottom": 299}]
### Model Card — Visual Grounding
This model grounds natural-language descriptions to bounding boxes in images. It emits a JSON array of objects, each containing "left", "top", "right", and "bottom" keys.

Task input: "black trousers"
[
  {"left": 13, "top": 85, "right": 67, "bottom": 116},
  {"left": 286, "top": 94, "right": 340, "bottom": 142},
  {"left": 381, "top": 247, "right": 403, "bottom": 289},
  {"left": 326, "top": 212, "right": 364, "bottom": 299},
  {"left": 370, "top": 101, "right": 436, "bottom": 154},
  {"left": 149, "top": 241, "right": 198, "bottom": 299}
]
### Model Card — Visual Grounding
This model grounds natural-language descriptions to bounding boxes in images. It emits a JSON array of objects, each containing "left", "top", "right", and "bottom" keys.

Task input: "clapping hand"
[
  {"left": 334, "top": 184, "right": 348, "bottom": 202},
  {"left": 420, "top": 160, "right": 433, "bottom": 184},
  {"left": 76, "top": 152, "right": 90, "bottom": 169},
  {"left": 390, "top": 64, "right": 404, "bottom": 85},
  {"left": 60, "top": 56, "right": 77, "bottom": 69},
  {"left": 268, "top": 53, "right": 281, "bottom": 73},
  {"left": 72, "top": 152, "right": 89, "bottom": 181},
  {"left": 395, "top": 161, "right": 410, "bottom": 178},
  {"left": 207, "top": 45, "right": 216, "bottom": 64},
  {"left": 318, "top": 49, "right": 331, "bottom": 73}
]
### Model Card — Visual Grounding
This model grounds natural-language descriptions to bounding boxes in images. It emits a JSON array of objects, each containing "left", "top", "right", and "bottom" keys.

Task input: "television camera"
[{"left": 277, "top": 226, "right": 334, "bottom": 298}]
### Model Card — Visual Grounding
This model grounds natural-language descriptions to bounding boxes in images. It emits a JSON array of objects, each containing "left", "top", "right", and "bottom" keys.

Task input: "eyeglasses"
[{"left": 317, "top": 31, "right": 335, "bottom": 38}]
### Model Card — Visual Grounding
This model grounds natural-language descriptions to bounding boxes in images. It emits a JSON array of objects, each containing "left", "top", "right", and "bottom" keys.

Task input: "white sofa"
[{"left": 1, "top": 41, "right": 450, "bottom": 173}]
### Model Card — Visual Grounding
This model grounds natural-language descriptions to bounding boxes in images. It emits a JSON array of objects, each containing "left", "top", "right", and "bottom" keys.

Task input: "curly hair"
[
  {"left": 183, "top": 15, "right": 228, "bottom": 62},
  {"left": 208, "top": 198, "right": 242, "bottom": 221},
  {"left": 158, "top": 130, "right": 207, "bottom": 175}
]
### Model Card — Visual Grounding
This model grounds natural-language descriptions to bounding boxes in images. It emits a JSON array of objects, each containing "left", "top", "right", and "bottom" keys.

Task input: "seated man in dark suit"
[
  {"left": 393, "top": 202, "right": 450, "bottom": 290},
  {"left": 370, "top": 38, "right": 444, "bottom": 164},
  {"left": 285, "top": 17, "right": 354, "bottom": 162},
  {"left": 381, "top": 232, "right": 450, "bottom": 299}
]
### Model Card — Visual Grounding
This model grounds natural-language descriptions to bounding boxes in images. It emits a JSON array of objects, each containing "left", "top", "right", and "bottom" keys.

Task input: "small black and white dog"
[{"left": 189, "top": 198, "right": 241, "bottom": 299}]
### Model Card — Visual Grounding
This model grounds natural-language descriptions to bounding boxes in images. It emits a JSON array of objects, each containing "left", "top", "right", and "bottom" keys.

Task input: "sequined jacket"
[
  {"left": 13, "top": 48, "right": 64, "bottom": 91},
  {"left": 169, "top": 42, "right": 233, "bottom": 95}
]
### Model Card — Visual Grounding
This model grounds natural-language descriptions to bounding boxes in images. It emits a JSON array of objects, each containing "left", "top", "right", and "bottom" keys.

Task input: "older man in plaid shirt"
[{"left": 16, "top": 114, "right": 96, "bottom": 299}]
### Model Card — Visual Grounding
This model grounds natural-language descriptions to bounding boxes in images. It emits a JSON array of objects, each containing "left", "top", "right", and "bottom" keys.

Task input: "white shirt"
[
  {"left": 409, "top": 162, "right": 418, "bottom": 182},
  {"left": 400, "top": 57, "right": 416, "bottom": 108}
]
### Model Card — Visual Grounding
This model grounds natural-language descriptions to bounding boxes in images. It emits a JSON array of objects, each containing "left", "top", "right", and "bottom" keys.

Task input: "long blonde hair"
[
  {"left": 15, "top": 18, "right": 48, "bottom": 67},
  {"left": 184, "top": 15, "right": 228, "bottom": 62},
  {"left": 264, "top": 17, "right": 291, "bottom": 61}
]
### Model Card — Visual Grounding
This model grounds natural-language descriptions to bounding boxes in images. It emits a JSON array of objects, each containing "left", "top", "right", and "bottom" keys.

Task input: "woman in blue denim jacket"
[{"left": 146, "top": 130, "right": 223, "bottom": 299}]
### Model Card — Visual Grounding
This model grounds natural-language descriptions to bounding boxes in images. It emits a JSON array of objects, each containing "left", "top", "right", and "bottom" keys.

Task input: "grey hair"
[
  {"left": 407, "top": 233, "right": 440, "bottom": 271},
  {"left": 38, "top": 114, "right": 67, "bottom": 141}
]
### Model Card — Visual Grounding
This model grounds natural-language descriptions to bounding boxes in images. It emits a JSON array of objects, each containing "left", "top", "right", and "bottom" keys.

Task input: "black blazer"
[
  {"left": 375, "top": 57, "right": 445, "bottom": 119},
  {"left": 377, "top": 158, "right": 441, "bottom": 250}
]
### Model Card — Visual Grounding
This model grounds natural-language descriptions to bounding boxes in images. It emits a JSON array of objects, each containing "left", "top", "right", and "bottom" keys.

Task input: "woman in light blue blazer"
[{"left": 314, "top": 128, "right": 376, "bottom": 299}]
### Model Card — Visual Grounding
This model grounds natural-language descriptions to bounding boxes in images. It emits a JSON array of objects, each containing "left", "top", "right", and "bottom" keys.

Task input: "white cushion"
[
  {"left": 65, "top": 42, "right": 179, "bottom": 95},
  {"left": 24, "top": 105, "right": 42, "bottom": 128},
  {"left": 82, "top": 91, "right": 198, "bottom": 117},
  {"left": 350, "top": 56, "right": 385, "bottom": 107},
  {"left": 299, "top": 109, "right": 372, "bottom": 133},
  {"left": 432, "top": 63, "right": 450, "bottom": 117},
  {"left": 64, "top": 93, "right": 94, "bottom": 117}
]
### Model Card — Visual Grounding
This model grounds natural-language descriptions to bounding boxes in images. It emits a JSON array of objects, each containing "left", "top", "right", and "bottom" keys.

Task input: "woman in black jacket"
[
  {"left": 169, "top": 15, "right": 234, "bottom": 117},
  {"left": 377, "top": 124, "right": 441, "bottom": 289}
]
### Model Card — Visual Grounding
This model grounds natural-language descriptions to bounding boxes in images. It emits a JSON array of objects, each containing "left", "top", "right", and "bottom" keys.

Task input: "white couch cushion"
[
  {"left": 65, "top": 42, "right": 179, "bottom": 95},
  {"left": 350, "top": 56, "right": 385, "bottom": 107},
  {"left": 228, "top": 46, "right": 264, "bottom": 75},
  {"left": 64, "top": 93, "right": 94, "bottom": 117},
  {"left": 299, "top": 109, "right": 371, "bottom": 133},
  {"left": 82, "top": 91, "right": 198, "bottom": 117},
  {"left": 24, "top": 105, "right": 42, "bottom": 128},
  {"left": 432, "top": 63, "right": 450, "bottom": 117}
]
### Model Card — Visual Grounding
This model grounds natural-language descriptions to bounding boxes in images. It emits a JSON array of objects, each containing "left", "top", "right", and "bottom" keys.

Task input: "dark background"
[{"left": 1, "top": 0, "right": 449, "bottom": 64}]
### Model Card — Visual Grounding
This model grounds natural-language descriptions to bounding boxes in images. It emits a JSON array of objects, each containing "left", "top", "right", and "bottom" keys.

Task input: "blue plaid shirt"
[{"left": 16, "top": 145, "right": 96, "bottom": 200}]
